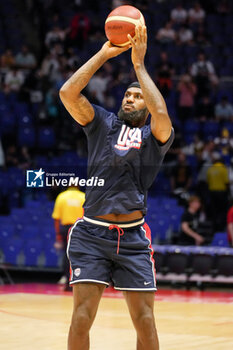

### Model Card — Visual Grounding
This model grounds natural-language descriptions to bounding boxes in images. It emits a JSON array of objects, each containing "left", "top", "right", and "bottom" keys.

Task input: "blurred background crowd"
[{"left": 0, "top": 0, "right": 233, "bottom": 256}]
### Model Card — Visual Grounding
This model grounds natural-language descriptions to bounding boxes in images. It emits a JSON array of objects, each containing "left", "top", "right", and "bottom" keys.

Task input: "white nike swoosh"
[{"left": 144, "top": 281, "right": 152, "bottom": 285}]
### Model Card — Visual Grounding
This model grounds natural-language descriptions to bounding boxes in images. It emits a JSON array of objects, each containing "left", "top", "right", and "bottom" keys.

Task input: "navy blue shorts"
[{"left": 67, "top": 216, "right": 157, "bottom": 291}]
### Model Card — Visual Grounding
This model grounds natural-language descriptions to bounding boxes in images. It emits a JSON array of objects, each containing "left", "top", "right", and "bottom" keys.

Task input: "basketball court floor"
[{"left": 0, "top": 283, "right": 233, "bottom": 350}]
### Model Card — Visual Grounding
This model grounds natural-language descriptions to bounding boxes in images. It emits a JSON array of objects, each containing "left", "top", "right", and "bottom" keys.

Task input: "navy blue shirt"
[{"left": 82, "top": 104, "right": 174, "bottom": 216}]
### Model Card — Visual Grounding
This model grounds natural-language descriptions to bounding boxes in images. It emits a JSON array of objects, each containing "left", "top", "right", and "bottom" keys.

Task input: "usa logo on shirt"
[{"left": 115, "top": 125, "right": 142, "bottom": 150}]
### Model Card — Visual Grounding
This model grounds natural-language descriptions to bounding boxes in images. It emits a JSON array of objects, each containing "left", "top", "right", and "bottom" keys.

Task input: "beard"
[{"left": 117, "top": 106, "right": 148, "bottom": 127}]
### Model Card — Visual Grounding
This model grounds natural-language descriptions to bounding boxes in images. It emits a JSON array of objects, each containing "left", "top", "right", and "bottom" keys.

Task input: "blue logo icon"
[{"left": 26, "top": 168, "right": 45, "bottom": 187}]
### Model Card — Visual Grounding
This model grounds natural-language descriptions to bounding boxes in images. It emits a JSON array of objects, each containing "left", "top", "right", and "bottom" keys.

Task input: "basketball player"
[{"left": 60, "top": 25, "right": 174, "bottom": 350}]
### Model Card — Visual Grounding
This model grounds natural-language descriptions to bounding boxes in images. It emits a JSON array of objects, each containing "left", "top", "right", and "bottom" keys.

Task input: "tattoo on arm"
[{"left": 61, "top": 94, "right": 94, "bottom": 126}]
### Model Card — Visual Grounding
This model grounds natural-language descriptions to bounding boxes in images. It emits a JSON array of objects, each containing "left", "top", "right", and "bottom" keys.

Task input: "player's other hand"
[
  {"left": 128, "top": 24, "right": 147, "bottom": 68},
  {"left": 54, "top": 241, "right": 63, "bottom": 250},
  {"left": 101, "top": 41, "right": 130, "bottom": 59}
]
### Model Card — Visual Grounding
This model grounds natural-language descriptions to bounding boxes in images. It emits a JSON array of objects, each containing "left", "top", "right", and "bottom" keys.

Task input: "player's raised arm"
[
  {"left": 128, "top": 25, "right": 172, "bottom": 143},
  {"left": 59, "top": 42, "right": 130, "bottom": 126}
]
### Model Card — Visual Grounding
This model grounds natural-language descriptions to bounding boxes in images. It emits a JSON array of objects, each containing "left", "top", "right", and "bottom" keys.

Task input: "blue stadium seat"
[
  {"left": 0, "top": 110, "right": 17, "bottom": 134},
  {"left": 25, "top": 200, "right": 42, "bottom": 209},
  {"left": 24, "top": 239, "right": 43, "bottom": 266},
  {"left": 13, "top": 102, "right": 29, "bottom": 116},
  {"left": 170, "top": 212, "right": 183, "bottom": 232},
  {"left": 150, "top": 218, "right": 171, "bottom": 243},
  {"left": 10, "top": 208, "right": 29, "bottom": 222},
  {"left": 17, "top": 113, "right": 34, "bottom": 127},
  {"left": 40, "top": 228, "right": 55, "bottom": 244},
  {"left": 163, "top": 197, "right": 179, "bottom": 211},
  {"left": 0, "top": 170, "right": 15, "bottom": 194},
  {"left": 44, "top": 246, "right": 62, "bottom": 267},
  {"left": 8, "top": 167, "right": 25, "bottom": 189},
  {"left": 18, "top": 127, "right": 36, "bottom": 147},
  {"left": 0, "top": 224, "right": 15, "bottom": 247},
  {"left": 202, "top": 122, "right": 219, "bottom": 139},
  {"left": 38, "top": 127, "right": 56, "bottom": 149},
  {"left": 21, "top": 225, "right": 40, "bottom": 241},
  {"left": 211, "top": 232, "right": 229, "bottom": 247},
  {"left": 186, "top": 155, "right": 198, "bottom": 169},
  {"left": 184, "top": 120, "right": 200, "bottom": 135},
  {"left": 3, "top": 237, "right": 23, "bottom": 265}
]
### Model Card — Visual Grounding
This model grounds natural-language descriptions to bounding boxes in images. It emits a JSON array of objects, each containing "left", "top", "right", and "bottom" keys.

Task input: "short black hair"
[{"left": 127, "top": 81, "right": 141, "bottom": 89}]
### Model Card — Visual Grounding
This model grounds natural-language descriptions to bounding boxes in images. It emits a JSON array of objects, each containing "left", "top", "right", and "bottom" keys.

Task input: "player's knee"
[
  {"left": 134, "top": 310, "right": 155, "bottom": 334},
  {"left": 71, "top": 308, "right": 92, "bottom": 335}
]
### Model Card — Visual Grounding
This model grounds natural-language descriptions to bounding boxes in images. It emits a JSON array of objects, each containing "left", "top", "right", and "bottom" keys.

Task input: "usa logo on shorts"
[{"left": 74, "top": 268, "right": 81, "bottom": 277}]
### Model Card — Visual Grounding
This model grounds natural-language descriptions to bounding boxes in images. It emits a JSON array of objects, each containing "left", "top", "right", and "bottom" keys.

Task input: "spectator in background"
[
  {"left": 0, "top": 49, "right": 15, "bottom": 70},
  {"left": 188, "top": 2, "right": 206, "bottom": 23},
  {"left": 179, "top": 196, "right": 205, "bottom": 245},
  {"left": 191, "top": 52, "right": 218, "bottom": 99},
  {"left": 15, "top": 45, "right": 37, "bottom": 74},
  {"left": 156, "top": 21, "right": 176, "bottom": 44},
  {"left": 215, "top": 96, "right": 233, "bottom": 122},
  {"left": 67, "top": 11, "right": 90, "bottom": 49},
  {"left": 207, "top": 152, "right": 229, "bottom": 231},
  {"left": 50, "top": 42, "right": 65, "bottom": 57},
  {"left": 196, "top": 140, "right": 214, "bottom": 206},
  {"left": 52, "top": 186, "right": 85, "bottom": 291},
  {"left": 18, "top": 146, "right": 32, "bottom": 170},
  {"left": 196, "top": 95, "right": 214, "bottom": 121},
  {"left": 177, "top": 73, "right": 197, "bottom": 123},
  {"left": 21, "top": 69, "right": 44, "bottom": 106},
  {"left": 170, "top": 151, "right": 192, "bottom": 197},
  {"left": 195, "top": 24, "right": 209, "bottom": 46},
  {"left": 5, "top": 145, "right": 19, "bottom": 167},
  {"left": 0, "top": 49, "right": 15, "bottom": 82},
  {"left": 4, "top": 66, "right": 25, "bottom": 92},
  {"left": 214, "top": 128, "right": 233, "bottom": 157},
  {"left": 201, "top": 139, "right": 215, "bottom": 163},
  {"left": 45, "top": 26, "right": 66, "bottom": 50},
  {"left": 66, "top": 47, "right": 80, "bottom": 70},
  {"left": 217, "top": 0, "right": 232, "bottom": 15},
  {"left": 182, "top": 134, "right": 204, "bottom": 158},
  {"left": 88, "top": 69, "right": 111, "bottom": 105},
  {"left": 47, "top": 13, "right": 64, "bottom": 31},
  {"left": 177, "top": 25, "right": 193, "bottom": 45},
  {"left": 170, "top": 3, "right": 187, "bottom": 24},
  {"left": 155, "top": 51, "right": 174, "bottom": 98},
  {"left": 40, "top": 52, "right": 60, "bottom": 82},
  {"left": 45, "top": 88, "right": 60, "bottom": 122}
]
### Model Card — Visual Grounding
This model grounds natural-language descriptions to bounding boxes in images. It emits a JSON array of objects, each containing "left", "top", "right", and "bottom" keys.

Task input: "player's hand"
[
  {"left": 54, "top": 241, "right": 63, "bottom": 250},
  {"left": 101, "top": 41, "right": 130, "bottom": 59},
  {"left": 128, "top": 24, "right": 147, "bottom": 68}
]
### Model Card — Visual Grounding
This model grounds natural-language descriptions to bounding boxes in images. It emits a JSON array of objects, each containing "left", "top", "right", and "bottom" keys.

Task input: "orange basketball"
[{"left": 105, "top": 5, "right": 145, "bottom": 47}]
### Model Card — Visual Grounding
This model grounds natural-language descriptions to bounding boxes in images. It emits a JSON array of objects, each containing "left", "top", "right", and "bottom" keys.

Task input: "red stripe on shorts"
[
  {"left": 67, "top": 217, "right": 83, "bottom": 282},
  {"left": 143, "top": 222, "right": 156, "bottom": 279}
]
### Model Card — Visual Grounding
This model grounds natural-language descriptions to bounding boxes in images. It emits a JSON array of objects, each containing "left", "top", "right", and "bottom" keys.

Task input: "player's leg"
[
  {"left": 68, "top": 283, "right": 106, "bottom": 350},
  {"left": 123, "top": 291, "right": 159, "bottom": 350}
]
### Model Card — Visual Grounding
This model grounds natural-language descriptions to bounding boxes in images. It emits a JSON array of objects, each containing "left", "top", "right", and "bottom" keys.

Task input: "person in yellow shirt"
[
  {"left": 52, "top": 186, "right": 85, "bottom": 291},
  {"left": 206, "top": 152, "right": 229, "bottom": 231}
]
